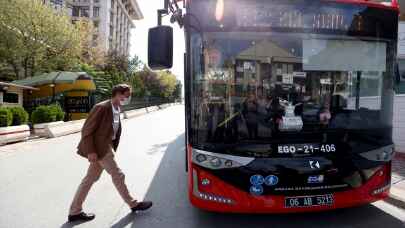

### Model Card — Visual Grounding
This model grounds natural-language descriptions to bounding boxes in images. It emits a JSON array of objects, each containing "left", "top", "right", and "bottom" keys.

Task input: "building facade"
[
  {"left": 0, "top": 82, "right": 38, "bottom": 108},
  {"left": 67, "top": 0, "right": 143, "bottom": 56},
  {"left": 42, "top": 0, "right": 66, "bottom": 10}
]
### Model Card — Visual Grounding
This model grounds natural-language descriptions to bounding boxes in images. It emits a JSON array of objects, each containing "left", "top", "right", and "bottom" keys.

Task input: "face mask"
[{"left": 120, "top": 97, "right": 131, "bottom": 106}]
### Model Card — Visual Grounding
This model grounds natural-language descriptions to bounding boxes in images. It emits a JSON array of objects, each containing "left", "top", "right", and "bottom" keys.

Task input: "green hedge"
[
  {"left": 0, "top": 105, "right": 64, "bottom": 126},
  {"left": 9, "top": 107, "right": 29, "bottom": 126},
  {"left": 50, "top": 104, "right": 65, "bottom": 121},
  {"left": 0, "top": 108, "right": 12, "bottom": 127},
  {"left": 31, "top": 104, "right": 65, "bottom": 124}
]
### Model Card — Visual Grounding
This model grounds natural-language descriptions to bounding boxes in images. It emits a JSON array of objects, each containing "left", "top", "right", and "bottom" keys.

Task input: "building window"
[
  {"left": 109, "top": 25, "right": 114, "bottom": 37},
  {"left": 49, "top": 0, "right": 64, "bottom": 9},
  {"left": 110, "top": 12, "right": 114, "bottom": 24},
  {"left": 93, "top": 7, "right": 100, "bottom": 17},
  {"left": 94, "top": 0, "right": 99, "bottom": 3},
  {"left": 80, "top": 6, "right": 90, "bottom": 17},
  {"left": 72, "top": 6, "right": 80, "bottom": 17},
  {"left": 3, "top": 93, "right": 19, "bottom": 104}
]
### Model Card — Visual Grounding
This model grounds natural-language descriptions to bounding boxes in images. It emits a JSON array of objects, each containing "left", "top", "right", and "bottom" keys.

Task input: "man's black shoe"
[
  {"left": 68, "top": 212, "right": 95, "bottom": 222},
  {"left": 131, "top": 201, "right": 153, "bottom": 212}
]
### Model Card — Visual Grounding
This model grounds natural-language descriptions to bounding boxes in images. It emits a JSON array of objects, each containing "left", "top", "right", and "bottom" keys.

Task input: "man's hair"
[{"left": 112, "top": 84, "right": 131, "bottom": 97}]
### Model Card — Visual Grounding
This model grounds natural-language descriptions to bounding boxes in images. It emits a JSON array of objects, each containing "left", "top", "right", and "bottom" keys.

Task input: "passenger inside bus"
[{"left": 242, "top": 92, "right": 259, "bottom": 139}]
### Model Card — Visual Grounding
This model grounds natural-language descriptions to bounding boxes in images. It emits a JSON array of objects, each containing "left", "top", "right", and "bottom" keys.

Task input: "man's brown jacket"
[{"left": 77, "top": 100, "right": 121, "bottom": 159}]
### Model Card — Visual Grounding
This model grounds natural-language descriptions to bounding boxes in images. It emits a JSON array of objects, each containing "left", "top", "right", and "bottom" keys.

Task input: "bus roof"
[
  {"left": 181, "top": 0, "right": 399, "bottom": 11},
  {"left": 327, "top": 0, "right": 399, "bottom": 11}
]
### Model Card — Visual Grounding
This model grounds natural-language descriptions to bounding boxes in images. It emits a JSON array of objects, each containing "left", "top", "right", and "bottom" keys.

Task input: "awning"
[
  {"left": 0, "top": 82, "right": 38, "bottom": 90},
  {"left": 12, "top": 72, "right": 93, "bottom": 87},
  {"left": 236, "top": 40, "right": 301, "bottom": 64}
]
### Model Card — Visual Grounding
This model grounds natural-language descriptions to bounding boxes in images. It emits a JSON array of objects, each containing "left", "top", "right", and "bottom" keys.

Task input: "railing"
[{"left": 121, "top": 97, "right": 177, "bottom": 112}]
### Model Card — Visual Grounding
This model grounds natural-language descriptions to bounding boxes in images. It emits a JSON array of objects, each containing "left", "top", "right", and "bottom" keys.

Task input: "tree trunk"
[
  {"left": 23, "top": 58, "right": 29, "bottom": 79},
  {"left": 7, "top": 59, "right": 21, "bottom": 80},
  {"left": 30, "top": 56, "right": 36, "bottom": 78}
]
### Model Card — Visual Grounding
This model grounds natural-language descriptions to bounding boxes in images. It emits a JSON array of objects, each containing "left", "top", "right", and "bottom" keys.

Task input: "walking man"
[{"left": 68, "top": 84, "right": 152, "bottom": 223}]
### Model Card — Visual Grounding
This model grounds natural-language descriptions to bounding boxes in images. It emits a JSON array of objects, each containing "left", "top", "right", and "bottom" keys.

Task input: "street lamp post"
[{"left": 49, "top": 83, "right": 55, "bottom": 103}]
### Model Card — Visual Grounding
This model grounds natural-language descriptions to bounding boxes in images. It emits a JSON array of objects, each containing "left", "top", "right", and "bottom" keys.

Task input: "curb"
[
  {"left": 0, "top": 125, "right": 31, "bottom": 145},
  {"left": 386, "top": 187, "right": 405, "bottom": 209}
]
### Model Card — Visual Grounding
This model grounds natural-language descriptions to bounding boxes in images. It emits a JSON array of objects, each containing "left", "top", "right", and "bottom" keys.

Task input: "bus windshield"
[{"left": 187, "top": 1, "right": 397, "bottom": 156}]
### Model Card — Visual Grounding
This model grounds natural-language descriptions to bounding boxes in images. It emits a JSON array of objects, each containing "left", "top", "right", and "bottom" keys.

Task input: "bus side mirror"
[{"left": 148, "top": 26, "right": 173, "bottom": 70}]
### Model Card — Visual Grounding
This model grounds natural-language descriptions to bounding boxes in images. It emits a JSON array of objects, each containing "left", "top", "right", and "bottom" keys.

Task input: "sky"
[{"left": 130, "top": 0, "right": 185, "bottom": 83}]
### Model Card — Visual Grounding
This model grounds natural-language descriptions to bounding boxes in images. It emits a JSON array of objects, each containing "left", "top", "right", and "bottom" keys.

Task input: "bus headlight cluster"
[
  {"left": 371, "top": 184, "right": 390, "bottom": 195},
  {"left": 193, "top": 169, "right": 235, "bottom": 205},
  {"left": 192, "top": 149, "right": 244, "bottom": 169},
  {"left": 197, "top": 192, "right": 234, "bottom": 204}
]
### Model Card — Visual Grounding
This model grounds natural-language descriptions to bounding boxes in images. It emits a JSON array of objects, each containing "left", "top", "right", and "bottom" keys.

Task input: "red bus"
[{"left": 148, "top": 0, "right": 399, "bottom": 213}]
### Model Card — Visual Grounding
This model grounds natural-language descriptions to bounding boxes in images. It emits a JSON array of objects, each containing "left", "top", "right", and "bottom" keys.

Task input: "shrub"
[
  {"left": 9, "top": 107, "right": 29, "bottom": 126},
  {"left": 31, "top": 104, "right": 65, "bottom": 124},
  {"left": 31, "top": 106, "right": 55, "bottom": 125},
  {"left": 0, "top": 108, "right": 13, "bottom": 127},
  {"left": 49, "top": 104, "right": 65, "bottom": 121}
]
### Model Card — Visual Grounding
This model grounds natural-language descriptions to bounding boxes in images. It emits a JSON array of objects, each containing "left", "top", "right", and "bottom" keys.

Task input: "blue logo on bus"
[
  {"left": 308, "top": 175, "right": 324, "bottom": 184},
  {"left": 250, "top": 185, "right": 264, "bottom": 196},
  {"left": 250, "top": 175, "right": 264, "bottom": 186},
  {"left": 265, "top": 175, "right": 279, "bottom": 186}
]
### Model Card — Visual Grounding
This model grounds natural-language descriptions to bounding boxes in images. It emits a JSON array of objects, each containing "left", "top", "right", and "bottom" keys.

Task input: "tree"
[
  {"left": 104, "top": 51, "right": 129, "bottom": 75},
  {"left": 137, "top": 66, "right": 161, "bottom": 97},
  {"left": 157, "top": 70, "right": 177, "bottom": 99},
  {"left": 173, "top": 80, "right": 183, "bottom": 100},
  {"left": 75, "top": 19, "right": 106, "bottom": 68},
  {"left": 0, "top": 0, "right": 82, "bottom": 79},
  {"left": 129, "top": 73, "right": 146, "bottom": 97},
  {"left": 76, "top": 63, "right": 118, "bottom": 102},
  {"left": 128, "top": 55, "right": 143, "bottom": 74}
]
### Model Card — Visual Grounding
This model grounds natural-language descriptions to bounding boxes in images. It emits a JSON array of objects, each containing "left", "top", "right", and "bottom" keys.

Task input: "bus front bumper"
[{"left": 189, "top": 164, "right": 391, "bottom": 213}]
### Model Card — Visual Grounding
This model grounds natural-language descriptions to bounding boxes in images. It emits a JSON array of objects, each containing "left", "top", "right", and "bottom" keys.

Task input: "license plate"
[{"left": 285, "top": 194, "right": 334, "bottom": 208}]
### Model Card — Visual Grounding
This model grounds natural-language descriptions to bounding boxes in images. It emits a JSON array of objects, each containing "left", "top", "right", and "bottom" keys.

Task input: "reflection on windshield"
[{"left": 190, "top": 32, "right": 393, "bottom": 145}]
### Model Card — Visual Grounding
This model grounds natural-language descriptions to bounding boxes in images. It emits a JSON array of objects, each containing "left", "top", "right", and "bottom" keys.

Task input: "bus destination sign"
[{"left": 235, "top": 4, "right": 363, "bottom": 32}]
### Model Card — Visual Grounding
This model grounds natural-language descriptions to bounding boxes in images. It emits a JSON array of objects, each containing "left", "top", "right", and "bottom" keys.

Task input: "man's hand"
[{"left": 88, "top": 153, "right": 98, "bottom": 163}]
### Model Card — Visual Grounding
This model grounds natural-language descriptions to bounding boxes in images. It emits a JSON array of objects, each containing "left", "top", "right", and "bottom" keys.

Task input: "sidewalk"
[{"left": 388, "top": 152, "right": 405, "bottom": 207}]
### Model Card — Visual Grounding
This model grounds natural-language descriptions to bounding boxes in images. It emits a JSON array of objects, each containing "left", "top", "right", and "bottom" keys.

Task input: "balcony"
[{"left": 119, "top": 0, "right": 143, "bottom": 20}]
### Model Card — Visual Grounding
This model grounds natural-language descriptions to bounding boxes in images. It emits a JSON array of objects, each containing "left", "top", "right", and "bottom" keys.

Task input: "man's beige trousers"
[{"left": 69, "top": 151, "right": 137, "bottom": 215}]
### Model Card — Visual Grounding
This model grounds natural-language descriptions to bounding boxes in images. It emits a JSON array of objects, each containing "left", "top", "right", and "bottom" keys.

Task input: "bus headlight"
[
  {"left": 359, "top": 144, "right": 394, "bottom": 162},
  {"left": 210, "top": 158, "right": 222, "bottom": 167},
  {"left": 224, "top": 160, "right": 233, "bottom": 168},
  {"left": 192, "top": 148, "right": 254, "bottom": 170},
  {"left": 196, "top": 154, "right": 207, "bottom": 163}
]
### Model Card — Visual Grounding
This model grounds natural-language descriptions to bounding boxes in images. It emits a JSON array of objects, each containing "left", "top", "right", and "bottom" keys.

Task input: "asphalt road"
[{"left": 1, "top": 105, "right": 405, "bottom": 228}]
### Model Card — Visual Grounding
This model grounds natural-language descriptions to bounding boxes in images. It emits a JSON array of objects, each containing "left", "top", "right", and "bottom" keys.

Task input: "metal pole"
[
  {"left": 51, "top": 72, "right": 63, "bottom": 104},
  {"left": 158, "top": 10, "right": 162, "bottom": 26},
  {"left": 355, "top": 71, "right": 361, "bottom": 110},
  {"left": 157, "top": 9, "right": 168, "bottom": 26},
  {"left": 52, "top": 86, "right": 55, "bottom": 103},
  {"left": 164, "top": 0, "right": 170, "bottom": 9}
]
